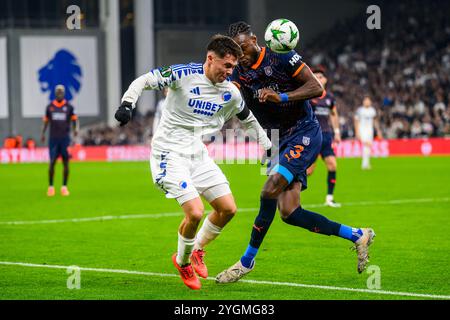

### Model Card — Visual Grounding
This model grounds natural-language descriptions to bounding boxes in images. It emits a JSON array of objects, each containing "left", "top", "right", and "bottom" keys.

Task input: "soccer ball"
[{"left": 264, "top": 18, "right": 299, "bottom": 53}]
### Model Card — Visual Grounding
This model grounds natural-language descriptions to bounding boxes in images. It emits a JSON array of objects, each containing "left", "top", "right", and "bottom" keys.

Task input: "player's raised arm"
[
  {"left": 287, "top": 63, "right": 324, "bottom": 100},
  {"left": 115, "top": 67, "right": 179, "bottom": 126},
  {"left": 259, "top": 62, "right": 324, "bottom": 103}
]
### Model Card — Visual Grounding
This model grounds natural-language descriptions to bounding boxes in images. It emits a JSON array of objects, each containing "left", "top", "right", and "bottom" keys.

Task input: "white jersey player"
[
  {"left": 354, "top": 96, "right": 383, "bottom": 169},
  {"left": 114, "top": 35, "right": 271, "bottom": 290}
]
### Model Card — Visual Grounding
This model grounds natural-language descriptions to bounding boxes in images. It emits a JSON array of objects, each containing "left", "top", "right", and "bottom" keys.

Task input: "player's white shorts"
[
  {"left": 150, "top": 149, "right": 231, "bottom": 205},
  {"left": 359, "top": 128, "right": 374, "bottom": 143}
]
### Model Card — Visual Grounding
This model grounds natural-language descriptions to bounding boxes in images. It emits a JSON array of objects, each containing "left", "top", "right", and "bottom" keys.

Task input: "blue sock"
[
  {"left": 240, "top": 245, "right": 258, "bottom": 268},
  {"left": 240, "top": 197, "right": 278, "bottom": 268},
  {"left": 338, "top": 225, "right": 363, "bottom": 242}
]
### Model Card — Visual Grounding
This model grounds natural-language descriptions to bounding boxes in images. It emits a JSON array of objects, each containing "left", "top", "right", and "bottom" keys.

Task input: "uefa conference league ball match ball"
[{"left": 264, "top": 18, "right": 300, "bottom": 54}]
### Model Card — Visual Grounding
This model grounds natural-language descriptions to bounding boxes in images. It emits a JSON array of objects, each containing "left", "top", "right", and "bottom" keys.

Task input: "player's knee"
[
  {"left": 325, "top": 157, "right": 337, "bottom": 171},
  {"left": 279, "top": 207, "right": 292, "bottom": 220},
  {"left": 260, "top": 188, "right": 280, "bottom": 199},
  {"left": 261, "top": 178, "right": 285, "bottom": 199},
  {"left": 220, "top": 205, "right": 237, "bottom": 220},
  {"left": 187, "top": 210, "right": 204, "bottom": 223},
  {"left": 184, "top": 205, "right": 204, "bottom": 223}
]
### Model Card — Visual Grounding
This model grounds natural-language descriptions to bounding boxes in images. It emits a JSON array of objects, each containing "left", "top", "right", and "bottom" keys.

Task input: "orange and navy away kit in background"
[{"left": 43, "top": 99, "right": 77, "bottom": 161}]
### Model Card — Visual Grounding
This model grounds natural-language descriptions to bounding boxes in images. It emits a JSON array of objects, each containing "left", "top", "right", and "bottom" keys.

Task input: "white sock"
[
  {"left": 326, "top": 194, "right": 333, "bottom": 202},
  {"left": 362, "top": 145, "right": 371, "bottom": 168},
  {"left": 194, "top": 216, "right": 222, "bottom": 250},
  {"left": 176, "top": 233, "right": 195, "bottom": 266}
]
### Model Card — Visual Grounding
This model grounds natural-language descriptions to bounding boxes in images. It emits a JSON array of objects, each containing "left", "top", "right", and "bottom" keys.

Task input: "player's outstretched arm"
[
  {"left": 289, "top": 63, "right": 324, "bottom": 101},
  {"left": 258, "top": 63, "right": 324, "bottom": 103},
  {"left": 115, "top": 68, "right": 178, "bottom": 126},
  {"left": 236, "top": 104, "right": 272, "bottom": 151}
]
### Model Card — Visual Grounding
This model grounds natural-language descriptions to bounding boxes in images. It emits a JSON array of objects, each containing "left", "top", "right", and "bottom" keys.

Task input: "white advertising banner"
[
  {"left": 0, "top": 37, "right": 8, "bottom": 119},
  {"left": 20, "top": 36, "right": 100, "bottom": 117}
]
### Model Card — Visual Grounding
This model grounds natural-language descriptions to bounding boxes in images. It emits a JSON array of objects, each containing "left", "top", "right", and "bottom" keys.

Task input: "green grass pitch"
[{"left": 0, "top": 156, "right": 449, "bottom": 300}]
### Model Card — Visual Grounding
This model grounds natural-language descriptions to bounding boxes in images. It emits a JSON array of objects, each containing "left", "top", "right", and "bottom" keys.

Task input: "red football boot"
[
  {"left": 190, "top": 249, "right": 208, "bottom": 279},
  {"left": 172, "top": 253, "right": 201, "bottom": 290}
]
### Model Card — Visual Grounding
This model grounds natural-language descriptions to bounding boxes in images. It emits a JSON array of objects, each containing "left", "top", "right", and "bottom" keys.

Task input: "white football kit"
[
  {"left": 355, "top": 106, "right": 377, "bottom": 143},
  {"left": 122, "top": 63, "right": 271, "bottom": 204}
]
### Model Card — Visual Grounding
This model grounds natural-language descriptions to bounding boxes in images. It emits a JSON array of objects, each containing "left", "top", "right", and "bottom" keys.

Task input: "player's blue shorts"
[
  {"left": 319, "top": 131, "right": 336, "bottom": 158},
  {"left": 49, "top": 137, "right": 70, "bottom": 161},
  {"left": 268, "top": 121, "right": 322, "bottom": 191}
]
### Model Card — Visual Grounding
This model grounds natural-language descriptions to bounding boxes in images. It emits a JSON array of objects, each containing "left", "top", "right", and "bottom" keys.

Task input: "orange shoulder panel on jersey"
[
  {"left": 52, "top": 99, "right": 67, "bottom": 108},
  {"left": 292, "top": 63, "right": 305, "bottom": 78},
  {"left": 319, "top": 89, "right": 327, "bottom": 99},
  {"left": 231, "top": 81, "right": 241, "bottom": 89},
  {"left": 251, "top": 47, "right": 266, "bottom": 70}
]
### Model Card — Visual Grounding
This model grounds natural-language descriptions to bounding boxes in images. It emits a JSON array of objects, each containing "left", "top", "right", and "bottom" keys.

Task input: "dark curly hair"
[{"left": 228, "top": 21, "right": 253, "bottom": 38}]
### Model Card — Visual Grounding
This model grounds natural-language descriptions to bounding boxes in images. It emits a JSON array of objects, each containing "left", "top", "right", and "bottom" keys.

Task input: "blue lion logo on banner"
[{"left": 38, "top": 49, "right": 82, "bottom": 101}]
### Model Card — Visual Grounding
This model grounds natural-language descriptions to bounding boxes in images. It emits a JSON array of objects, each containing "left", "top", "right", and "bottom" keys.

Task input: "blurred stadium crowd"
[{"left": 79, "top": 0, "right": 449, "bottom": 146}]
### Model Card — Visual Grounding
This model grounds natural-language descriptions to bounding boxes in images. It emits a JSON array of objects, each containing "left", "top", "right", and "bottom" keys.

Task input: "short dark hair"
[
  {"left": 228, "top": 21, "right": 253, "bottom": 38},
  {"left": 207, "top": 34, "right": 243, "bottom": 59}
]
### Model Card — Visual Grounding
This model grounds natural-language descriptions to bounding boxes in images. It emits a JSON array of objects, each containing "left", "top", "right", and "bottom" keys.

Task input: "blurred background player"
[
  {"left": 216, "top": 22, "right": 375, "bottom": 284},
  {"left": 40, "top": 85, "right": 79, "bottom": 196},
  {"left": 307, "top": 67, "right": 341, "bottom": 207},
  {"left": 354, "top": 96, "right": 383, "bottom": 170},
  {"left": 114, "top": 35, "right": 271, "bottom": 290}
]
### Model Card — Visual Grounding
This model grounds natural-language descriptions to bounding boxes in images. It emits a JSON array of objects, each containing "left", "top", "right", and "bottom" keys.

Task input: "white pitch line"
[
  {"left": 0, "top": 197, "right": 448, "bottom": 226},
  {"left": 0, "top": 261, "right": 448, "bottom": 300}
]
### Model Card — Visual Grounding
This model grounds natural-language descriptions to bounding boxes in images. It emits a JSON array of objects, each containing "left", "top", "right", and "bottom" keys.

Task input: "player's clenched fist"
[
  {"left": 258, "top": 88, "right": 281, "bottom": 103},
  {"left": 115, "top": 102, "right": 132, "bottom": 126}
]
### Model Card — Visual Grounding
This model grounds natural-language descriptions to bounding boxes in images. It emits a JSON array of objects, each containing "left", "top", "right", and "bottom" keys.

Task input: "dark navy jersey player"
[
  {"left": 41, "top": 84, "right": 79, "bottom": 197},
  {"left": 216, "top": 22, "right": 376, "bottom": 283},
  {"left": 307, "top": 67, "right": 342, "bottom": 207},
  {"left": 311, "top": 89, "right": 336, "bottom": 134},
  {"left": 230, "top": 45, "right": 317, "bottom": 137}
]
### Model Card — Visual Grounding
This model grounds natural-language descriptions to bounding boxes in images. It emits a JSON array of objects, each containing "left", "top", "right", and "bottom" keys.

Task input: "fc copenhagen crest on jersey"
[
  {"left": 222, "top": 91, "right": 232, "bottom": 102},
  {"left": 302, "top": 136, "right": 310, "bottom": 146},
  {"left": 179, "top": 181, "right": 188, "bottom": 189},
  {"left": 264, "top": 66, "right": 273, "bottom": 76}
]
